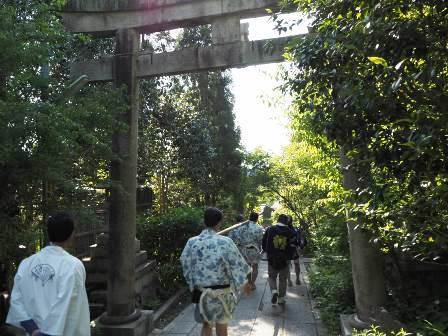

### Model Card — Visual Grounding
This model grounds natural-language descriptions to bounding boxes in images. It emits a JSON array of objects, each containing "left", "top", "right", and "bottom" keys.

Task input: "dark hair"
[
  {"left": 47, "top": 212, "right": 75, "bottom": 243},
  {"left": 235, "top": 214, "right": 244, "bottom": 222},
  {"left": 249, "top": 212, "right": 259, "bottom": 222},
  {"left": 277, "top": 214, "right": 288, "bottom": 225},
  {"left": 287, "top": 215, "right": 293, "bottom": 226},
  {"left": 204, "top": 207, "right": 223, "bottom": 227}
]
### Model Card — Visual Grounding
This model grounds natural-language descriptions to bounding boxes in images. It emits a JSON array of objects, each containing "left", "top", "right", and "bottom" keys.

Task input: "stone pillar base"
[
  {"left": 92, "top": 310, "right": 154, "bottom": 336},
  {"left": 341, "top": 311, "right": 403, "bottom": 335},
  {"left": 340, "top": 314, "right": 370, "bottom": 336}
]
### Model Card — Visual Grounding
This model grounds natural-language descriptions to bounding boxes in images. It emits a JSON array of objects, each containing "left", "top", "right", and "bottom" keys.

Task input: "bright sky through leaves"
[{"left": 232, "top": 14, "right": 308, "bottom": 154}]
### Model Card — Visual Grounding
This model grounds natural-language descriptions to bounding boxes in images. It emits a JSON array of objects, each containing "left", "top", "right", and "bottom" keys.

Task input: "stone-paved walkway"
[{"left": 151, "top": 258, "right": 327, "bottom": 336}]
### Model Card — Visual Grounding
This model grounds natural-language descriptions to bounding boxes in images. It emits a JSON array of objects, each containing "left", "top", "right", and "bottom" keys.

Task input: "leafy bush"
[
  {"left": 0, "top": 216, "right": 38, "bottom": 288},
  {"left": 353, "top": 321, "right": 448, "bottom": 336},
  {"left": 353, "top": 326, "right": 410, "bottom": 336},
  {"left": 157, "top": 263, "right": 185, "bottom": 297},
  {"left": 137, "top": 207, "right": 203, "bottom": 292},
  {"left": 309, "top": 257, "right": 355, "bottom": 335},
  {"left": 275, "top": 0, "right": 448, "bottom": 332},
  {"left": 278, "top": 0, "right": 448, "bottom": 264}
]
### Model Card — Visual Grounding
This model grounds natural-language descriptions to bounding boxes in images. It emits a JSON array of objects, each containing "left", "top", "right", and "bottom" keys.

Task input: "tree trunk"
[{"left": 340, "top": 149, "right": 387, "bottom": 324}]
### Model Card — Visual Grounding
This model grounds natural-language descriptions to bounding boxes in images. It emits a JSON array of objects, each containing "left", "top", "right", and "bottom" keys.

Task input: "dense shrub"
[
  {"left": 280, "top": 0, "right": 448, "bottom": 264},
  {"left": 353, "top": 321, "right": 447, "bottom": 336},
  {"left": 353, "top": 326, "right": 410, "bottom": 336},
  {"left": 309, "top": 256, "right": 355, "bottom": 335},
  {"left": 137, "top": 207, "right": 203, "bottom": 291}
]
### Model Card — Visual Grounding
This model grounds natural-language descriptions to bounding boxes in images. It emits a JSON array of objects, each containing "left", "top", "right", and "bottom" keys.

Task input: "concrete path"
[{"left": 151, "top": 259, "right": 327, "bottom": 336}]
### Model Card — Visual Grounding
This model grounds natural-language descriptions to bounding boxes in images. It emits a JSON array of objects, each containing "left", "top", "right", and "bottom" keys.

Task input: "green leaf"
[
  {"left": 395, "top": 59, "right": 406, "bottom": 70},
  {"left": 367, "top": 56, "right": 388, "bottom": 67},
  {"left": 391, "top": 77, "right": 402, "bottom": 91}
]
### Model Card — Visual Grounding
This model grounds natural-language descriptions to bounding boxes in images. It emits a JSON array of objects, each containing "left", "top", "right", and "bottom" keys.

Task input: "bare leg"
[
  {"left": 216, "top": 323, "right": 228, "bottom": 336},
  {"left": 251, "top": 263, "right": 259, "bottom": 284},
  {"left": 201, "top": 323, "right": 212, "bottom": 336}
]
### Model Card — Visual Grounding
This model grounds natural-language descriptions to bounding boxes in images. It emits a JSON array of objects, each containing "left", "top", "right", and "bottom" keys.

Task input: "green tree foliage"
[
  {"left": 0, "top": 1, "right": 124, "bottom": 279},
  {"left": 137, "top": 207, "right": 202, "bottom": 294},
  {"left": 236, "top": 148, "right": 274, "bottom": 213},
  {"left": 138, "top": 75, "right": 215, "bottom": 212},
  {"left": 274, "top": 0, "right": 448, "bottom": 331},
  {"left": 138, "top": 27, "right": 242, "bottom": 213},
  {"left": 279, "top": 0, "right": 448, "bottom": 263},
  {"left": 178, "top": 27, "right": 242, "bottom": 207}
]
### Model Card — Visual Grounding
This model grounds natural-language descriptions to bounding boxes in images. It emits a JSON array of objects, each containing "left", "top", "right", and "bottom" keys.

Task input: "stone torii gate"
[{"left": 61, "top": 1, "right": 387, "bottom": 335}]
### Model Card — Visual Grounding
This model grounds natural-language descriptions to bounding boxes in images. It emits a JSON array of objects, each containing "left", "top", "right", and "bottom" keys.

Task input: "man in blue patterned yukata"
[
  {"left": 228, "top": 212, "right": 264, "bottom": 291},
  {"left": 181, "top": 207, "right": 251, "bottom": 336}
]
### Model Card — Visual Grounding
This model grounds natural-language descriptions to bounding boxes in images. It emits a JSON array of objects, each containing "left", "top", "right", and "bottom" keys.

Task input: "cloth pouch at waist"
[{"left": 191, "top": 284, "right": 230, "bottom": 304}]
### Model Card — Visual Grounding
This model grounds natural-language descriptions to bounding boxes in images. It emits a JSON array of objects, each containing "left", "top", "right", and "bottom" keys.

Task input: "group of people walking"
[
  {"left": 181, "top": 208, "right": 306, "bottom": 336},
  {"left": 3, "top": 208, "right": 306, "bottom": 336}
]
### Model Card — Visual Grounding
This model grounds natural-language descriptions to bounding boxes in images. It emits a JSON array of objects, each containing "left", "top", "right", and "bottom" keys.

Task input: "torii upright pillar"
[{"left": 98, "top": 28, "right": 152, "bottom": 335}]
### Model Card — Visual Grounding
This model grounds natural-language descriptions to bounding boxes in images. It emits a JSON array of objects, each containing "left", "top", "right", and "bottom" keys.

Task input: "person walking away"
[
  {"left": 181, "top": 207, "right": 251, "bottom": 336},
  {"left": 286, "top": 215, "right": 303, "bottom": 286},
  {"left": 228, "top": 212, "right": 264, "bottom": 290},
  {"left": 6, "top": 212, "right": 90, "bottom": 336},
  {"left": 262, "top": 214, "right": 296, "bottom": 306}
]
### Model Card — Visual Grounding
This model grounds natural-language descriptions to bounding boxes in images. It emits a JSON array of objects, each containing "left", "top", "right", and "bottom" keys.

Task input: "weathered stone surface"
[
  {"left": 90, "top": 290, "right": 108, "bottom": 305},
  {"left": 65, "top": 0, "right": 216, "bottom": 12},
  {"left": 90, "top": 302, "right": 106, "bottom": 320},
  {"left": 93, "top": 310, "right": 154, "bottom": 336},
  {"left": 71, "top": 36, "right": 299, "bottom": 82},
  {"left": 106, "top": 28, "right": 140, "bottom": 319},
  {"left": 87, "top": 258, "right": 155, "bottom": 284},
  {"left": 211, "top": 16, "right": 241, "bottom": 44},
  {"left": 61, "top": 0, "right": 280, "bottom": 35}
]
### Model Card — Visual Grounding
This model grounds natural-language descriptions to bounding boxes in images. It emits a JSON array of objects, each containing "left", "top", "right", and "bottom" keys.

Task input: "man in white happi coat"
[
  {"left": 6, "top": 212, "right": 90, "bottom": 336},
  {"left": 228, "top": 212, "right": 264, "bottom": 290},
  {"left": 181, "top": 207, "right": 251, "bottom": 336}
]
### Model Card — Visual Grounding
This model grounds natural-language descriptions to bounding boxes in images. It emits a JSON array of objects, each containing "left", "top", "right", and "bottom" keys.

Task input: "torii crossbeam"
[
  {"left": 62, "top": 0, "right": 282, "bottom": 36},
  {"left": 61, "top": 1, "right": 300, "bottom": 334}
]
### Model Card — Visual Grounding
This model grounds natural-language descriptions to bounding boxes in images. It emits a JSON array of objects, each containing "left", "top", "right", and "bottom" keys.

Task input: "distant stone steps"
[
  {"left": 89, "top": 302, "right": 106, "bottom": 320},
  {"left": 81, "top": 232, "right": 157, "bottom": 323}
]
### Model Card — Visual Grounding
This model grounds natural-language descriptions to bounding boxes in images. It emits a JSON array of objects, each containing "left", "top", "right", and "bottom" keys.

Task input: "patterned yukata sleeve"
[
  {"left": 256, "top": 226, "right": 264, "bottom": 248},
  {"left": 180, "top": 239, "right": 194, "bottom": 291},
  {"left": 228, "top": 229, "right": 239, "bottom": 245},
  {"left": 224, "top": 239, "right": 251, "bottom": 289}
]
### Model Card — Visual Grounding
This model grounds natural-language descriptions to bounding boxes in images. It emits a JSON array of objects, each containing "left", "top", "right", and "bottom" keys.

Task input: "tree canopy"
[{"left": 278, "top": 0, "right": 447, "bottom": 263}]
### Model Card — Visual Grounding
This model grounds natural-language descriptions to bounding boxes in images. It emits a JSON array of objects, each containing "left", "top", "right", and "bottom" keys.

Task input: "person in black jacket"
[
  {"left": 262, "top": 214, "right": 296, "bottom": 306},
  {"left": 286, "top": 216, "right": 308, "bottom": 286}
]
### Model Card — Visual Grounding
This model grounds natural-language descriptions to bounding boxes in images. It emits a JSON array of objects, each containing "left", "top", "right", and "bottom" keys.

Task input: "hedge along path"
[{"left": 151, "top": 259, "right": 327, "bottom": 336}]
